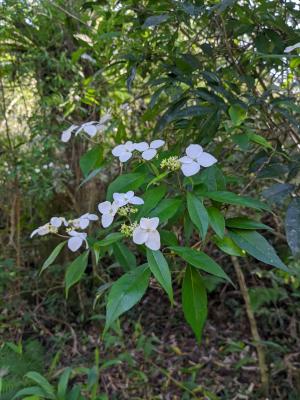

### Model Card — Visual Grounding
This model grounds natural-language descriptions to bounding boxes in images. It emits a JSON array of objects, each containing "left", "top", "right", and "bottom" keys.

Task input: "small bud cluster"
[
  {"left": 118, "top": 205, "right": 138, "bottom": 216},
  {"left": 160, "top": 156, "right": 181, "bottom": 171},
  {"left": 120, "top": 222, "right": 138, "bottom": 237}
]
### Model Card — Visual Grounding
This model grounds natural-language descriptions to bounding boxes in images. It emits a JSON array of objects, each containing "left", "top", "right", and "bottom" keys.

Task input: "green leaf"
[
  {"left": 147, "top": 249, "right": 173, "bottom": 303},
  {"left": 137, "top": 185, "right": 167, "bottom": 218},
  {"left": 65, "top": 251, "right": 89, "bottom": 297},
  {"left": 79, "top": 167, "right": 103, "bottom": 188},
  {"left": 113, "top": 242, "right": 136, "bottom": 271},
  {"left": 170, "top": 246, "right": 232, "bottom": 283},
  {"left": 247, "top": 132, "right": 272, "bottom": 149},
  {"left": 149, "top": 198, "right": 182, "bottom": 222},
  {"left": 225, "top": 217, "right": 272, "bottom": 231},
  {"left": 57, "top": 368, "right": 72, "bottom": 400},
  {"left": 213, "top": 235, "right": 245, "bottom": 257},
  {"left": 204, "top": 191, "right": 270, "bottom": 211},
  {"left": 104, "top": 265, "right": 150, "bottom": 333},
  {"left": 207, "top": 207, "right": 225, "bottom": 238},
  {"left": 228, "top": 230, "right": 289, "bottom": 272},
  {"left": 146, "top": 171, "right": 169, "bottom": 189},
  {"left": 80, "top": 145, "right": 103, "bottom": 177},
  {"left": 107, "top": 173, "right": 146, "bottom": 201},
  {"left": 13, "top": 386, "right": 48, "bottom": 399},
  {"left": 160, "top": 230, "right": 178, "bottom": 246},
  {"left": 285, "top": 198, "right": 300, "bottom": 257},
  {"left": 40, "top": 241, "right": 66, "bottom": 274},
  {"left": 182, "top": 266, "right": 207, "bottom": 342},
  {"left": 95, "top": 233, "right": 124, "bottom": 247},
  {"left": 25, "top": 372, "right": 55, "bottom": 398},
  {"left": 229, "top": 104, "right": 247, "bottom": 126},
  {"left": 187, "top": 192, "right": 209, "bottom": 239}
]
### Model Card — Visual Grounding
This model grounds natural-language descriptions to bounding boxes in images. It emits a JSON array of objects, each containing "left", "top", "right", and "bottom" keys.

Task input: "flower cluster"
[
  {"left": 61, "top": 113, "right": 111, "bottom": 142},
  {"left": 33, "top": 136, "right": 218, "bottom": 254},
  {"left": 112, "top": 140, "right": 165, "bottom": 162}
]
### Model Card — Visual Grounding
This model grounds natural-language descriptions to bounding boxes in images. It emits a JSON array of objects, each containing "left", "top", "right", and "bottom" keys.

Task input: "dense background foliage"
[{"left": 0, "top": 0, "right": 299, "bottom": 399}]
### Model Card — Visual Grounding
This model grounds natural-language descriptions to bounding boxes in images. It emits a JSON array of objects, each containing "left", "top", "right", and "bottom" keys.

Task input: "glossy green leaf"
[
  {"left": 170, "top": 246, "right": 232, "bottom": 283},
  {"left": 65, "top": 251, "right": 89, "bottom": 297},
  {"left": 80, "top": 144, "right": 103, "bottom": 177},
  {"left": 24, "top": 372, "right": 55, "bottom": 397},
  {"left": 137, "top": 185, "right": 167, "bottom": 218},
  {"left": 204, "top": 191, "right": 270, "bottom": 211},
  {"left": 149, "top": 198, "right": 182, "bottom": 222},
  {"left": 104, "top": 265, "right": 150, "bottom": 333},
  {"left": 95, "top": 233, "right": 124, "bottom": 247},
  {"left": 229, "top": 104, "right": 247, "bottom": 126},
  {"left": 40, "top": 241, "right": 66, "bottom": 274},
  {"left": 225, "top": 217, "right": 272, "bottom": 231},
  {"left": 13, "top": 387, "right": 48, "bottom": 399},
  {"left": 57, "top": 368, "right": 72, "bottom": 400},
  {"left": 182, "top": 266, "right": 207, "bottom": 342},
  {"left": 213, "top": 235, "right": 245, "bottom": 257},
  {"left": 228, "top": 230, "right": 289, "bottom": 271},
  {"left": 146, "top": 171, "right": 169, "bottom": 189},
  {"left": 147, "top": 249, "right": 173, "bottom": 303},
  {"left": 187, "top": 192, "right": 209, "bottom": 239},
  {"left": 207, "top": 207, "right": 225, "bottom": 238},
  {"left": 113, "top": 242, "right": 136, "bottom": 271}
]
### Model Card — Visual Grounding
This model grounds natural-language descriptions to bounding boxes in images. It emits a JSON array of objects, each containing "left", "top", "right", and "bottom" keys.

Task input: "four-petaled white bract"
[
  {"left": 98, "top": 201, "right": 119, "bottom": 228},
  {"left": 284, "top": 42, "right": 300, "bottom": 53},
  {"left": 133, "top": 217, "right": 161, "bottom": 251},
  {"left": 113, "top": 191, "right": 144, "bottom": 207},
  {"left": 72, "top": 213, "right": 99, "bottom": 230},
  {"left": 179, "top": 144, "right": 217, "bottom": 177},
  {"left": 50, "top": 217, "right": 68, "bottom": 228},
  {"left": 30, "top": 223, "right": 51, "bottom": 238},
  {"left": 61, "top": 114, "right": 111, "bottom": 142},
  {"left": 67, "top": 230, "right": 88, "bottom": 252},
  {"left": 112, "top": 141, "right": 135, "bottom": 162},
  {"left": 135, "top": 140, "right": 165, "bottom": 160}
]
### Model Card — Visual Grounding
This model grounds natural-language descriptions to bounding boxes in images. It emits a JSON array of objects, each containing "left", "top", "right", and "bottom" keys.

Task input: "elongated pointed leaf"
[
  {"left": 13, "top": 386, "right": 48, "bottom": 399},
  {"left": 182, "top": 266, "right": 207, "bottom": 342},
  {"left": 149, "top": 198, "right": 182, "bottom": 222},
  {"left": 137, "top": 185, "right": 167, "bottom": 218},
  {"left": 147, "top": 249, "right": 173, "bottom": 303},
  {"left": 170, "top": 246, "right": 232, "bottom": 283},
  {"left": 107, "top": 173, "right": 146, "bottom": 201},
  {"left": 113, "top": 242, "right": 136, "bottom": 271},
  {"left": 65, "top": 251, "right": 89, "bottom": 297},
  {"left": 40, "top": 241, "right": 66, "bottom": 274},
  {"left": 187, "top": 192, "right": 209, "bottom": 239},
  {"left": 207, "top": 207, "right": 225, "bottom": 238},
  {"left": 25, "top": 372, "right": 55, "bottom": 398},
  {"left": 57, "top": 367, "right": 72, "bottom": 400},
  {"left": 228, "top": 230, "right": 289, "bottom": 272},
  {"left": 225, "top": 217, "right": 272, "bottom": 231},
  {"left": 204, "top": 191, "right": 270, "bottom": 211},
  {"left": 285, "top": 198, "right": 300, "bottom": 257},
  {"left": 104, "top": 265, "right": 150, "bottom": 333}
]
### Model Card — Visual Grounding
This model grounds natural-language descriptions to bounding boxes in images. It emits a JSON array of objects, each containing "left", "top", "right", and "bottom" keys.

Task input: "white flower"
[
  {"left": 30, "top": 223, "right": 51, "bottom": 238},
  {"left": 61, "top": 124, "right": 79, "bottom": 142},
  {"left": 81, "top": 53, "right": 96, "bottom": 63},
  {"left": 67, "top": 230, "right": 88, "bottom": 252},
  {"left": 113, "top": 191, "right": 144, "bottom": 207},
  {"left": 98, "top": 201, "right": 119, "bottom": 228},
  {"left": 112, "top": 141, "right": 135, "bottom": 162},
  {"left": 50, "top": 217, "right": 68, "bottom": 228},
  {"left": 179, "top": 144, "right": 217, "bottom": 177},
  {"left": 133, "top": 217, "right": 161, "bottom": 250},
  {"left": 72, "top": 213, "right": 98, "bottom": 230},
  {"left": 284, "top": 42, "right": 300, "bottom": 53},
  {"left": 135, "top": 140, "right": 165, "bottom": 160}
]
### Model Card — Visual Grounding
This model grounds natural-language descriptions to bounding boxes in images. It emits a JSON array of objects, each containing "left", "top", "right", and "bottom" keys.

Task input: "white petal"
[
  {"left": 83, "top": 124, "right": 98, "bottom": 137},
  {"left": 112, "top": 144, "right": 125, "bottom": 156},
  {"left": 101, "top": 214, "right": 114, "bottom": 228},
  {"left": 186, "top": 144, "right": 203, "bottom": 158},
  {"left": 149, "top": 217, "right": 159, "bottom": 230},
  {"left": 140, "top": 218, "right": 153, "bottom": 230},
  {"left": 68, "top": 237, "right": 83, "bottom": 252},
  {"left": 99, "top": 113, "right": 111, "bottom": 124},
  {"left": 178, "top": 156, "right": 193, "bottom": 164},
  {"left": 124, "top": 141, "right": 135, "bottom": 151},
  {"left": 88, "top": 214, "right": 98, "bottom": 221},
  {"left": 50, "top": 217, "right": 63, "bottom": 228},
  {"left": 150, "top": 139, "right": 165, "bottom": 149},
  {"left": 61, "top": 130, "right": 72, "bottom": 142},
  {"left": 135, "top": 142, "right": 149, "bottom": 152},
  {"left": 30, "top": 228, "right": 39, "bottom": 238},
  {"left": 119, "top": 151, "right": 132, "bottom": 162},
  {"left": 146, "top": 231, "right": 161, "bottom": 250},
  {"left": 111, "top": 202, "right": 119, "bottom": 213},
  {"left": 284, "top": 42, "right": 300, "bottom": 53},
  {"left": 133, "top": 227, "right": 148, "bottom": 245},
  {"left": 98, "top": 201, "right": 112, "bottom": 214},
  {"left": 79, "top": 218, "right": 89, "bottom": 229},
  {"left": 197, "top": 152, "right": 217, "bottom": 167},
  {"left": 181, "top": 162, "right": 200, "bottom": 177},
  {"left": 142, "top": 148, "right": 157, "bottom": 160},
  {"left": 130, "top": 196, "right": 144, "bottom": 205},
  {"left": 126, "top": 191, "right": 134, "bottom": 199}
]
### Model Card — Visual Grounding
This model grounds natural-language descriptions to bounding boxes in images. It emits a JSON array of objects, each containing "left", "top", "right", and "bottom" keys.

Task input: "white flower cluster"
[
  {"left": 112, "top": 140, "right": 165, "bottom": 162},
  {"left": 61, "top": 114, "right": 111, "bottom": 142},
  {"left": 33, "top": 136, "right": 217, "bottom": 254}
]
